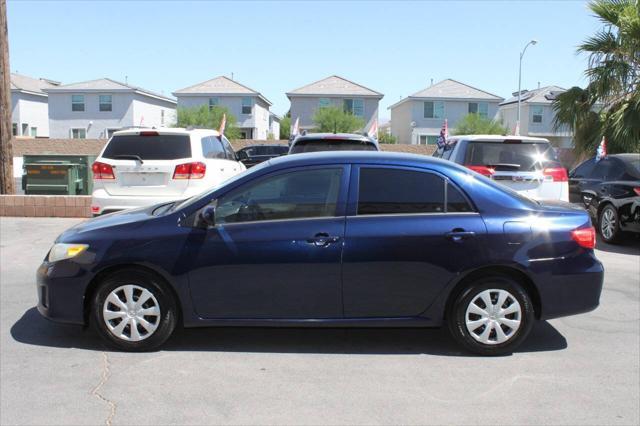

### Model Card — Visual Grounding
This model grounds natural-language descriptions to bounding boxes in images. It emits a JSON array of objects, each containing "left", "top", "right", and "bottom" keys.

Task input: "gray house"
[
  {"left": 286, "top": 75, "right": 383, "bottom": 132},
  {"left": 11, "top": 73, "right": 59, "bottom": 138},
  {"left": 389, "top": 79, "right": 503, "bottom": 145},
  {"left": 45, "top": 78, "right": 177, "bottom": 139},
  {"left": 498, "top": 86, "right": 572, "bottom": 148},
  {"left": 173, "top": 76, "right": 273, "bottom": 139}
]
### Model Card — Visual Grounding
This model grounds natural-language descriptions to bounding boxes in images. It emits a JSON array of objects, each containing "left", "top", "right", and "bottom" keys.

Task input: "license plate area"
[{"left": 119, "top": 172, "right": 166, "bottom": 186}]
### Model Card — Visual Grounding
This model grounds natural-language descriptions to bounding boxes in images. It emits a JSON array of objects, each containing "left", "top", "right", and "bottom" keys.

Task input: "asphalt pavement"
[{"left": 1, "top": 217, "right": 638, "bottom": 426}]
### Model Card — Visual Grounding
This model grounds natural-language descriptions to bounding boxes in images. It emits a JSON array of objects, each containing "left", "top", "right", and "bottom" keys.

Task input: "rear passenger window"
[
  {"left": 221, "top": 136, "right": 236, "bottom": 160},
  {"left": 447, "top": 184, "right": 473, "bottom": 212},
  {"left": 201, "top": 136, "right": 225, "bottom": 159},
  {"left": 358, "top": 168, "right": 445, "bottom": 215}
]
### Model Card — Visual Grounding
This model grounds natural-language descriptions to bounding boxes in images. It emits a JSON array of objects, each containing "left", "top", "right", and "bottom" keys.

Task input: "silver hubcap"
[
  {"left": 601, "top": 209, "right": 615, "bottom": 239},
  {"left": 102, "top": 285, "right": 161, "bottom": 342},
  {"left": 465, "top": 289, "right": 522, "bottom": 345}
]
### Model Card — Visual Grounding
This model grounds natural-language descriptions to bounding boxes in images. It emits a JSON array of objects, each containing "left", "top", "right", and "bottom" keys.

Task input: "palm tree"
[{"left": 553, "top": 0, "right": 640, "bottom": 154}]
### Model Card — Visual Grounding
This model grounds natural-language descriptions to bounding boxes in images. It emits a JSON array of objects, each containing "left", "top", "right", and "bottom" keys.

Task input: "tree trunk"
[{"left": 0, "top": 0, "right": 14, "bottom": 194}]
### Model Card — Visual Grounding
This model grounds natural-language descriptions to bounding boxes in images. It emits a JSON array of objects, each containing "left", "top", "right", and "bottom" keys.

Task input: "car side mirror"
[{"left": 199, "top": 205, "right": 216, "bottom": 228}]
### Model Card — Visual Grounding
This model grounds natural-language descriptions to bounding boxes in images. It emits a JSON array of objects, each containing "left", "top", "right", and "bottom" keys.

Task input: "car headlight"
[{"left": 48, "top": 243, "right": 89, "bottom": 263}]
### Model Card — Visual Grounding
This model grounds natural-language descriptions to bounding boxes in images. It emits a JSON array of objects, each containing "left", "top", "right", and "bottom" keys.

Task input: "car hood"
[{"left": 57, "top": 205, "right": 157, "bottom": 241}]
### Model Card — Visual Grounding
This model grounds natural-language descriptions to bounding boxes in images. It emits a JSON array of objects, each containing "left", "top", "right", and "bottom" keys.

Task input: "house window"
[
  {"left": 71, "top": 95, "right": 85, "bottom": 112},
  {"left": 208, "top": 97, "right": 219, "bottom": 110},
  {"left": 424, "top": 101, "right": 445, "bottom": 119},
  {"left": 241, "top": 97, "right": 252, "bottom": 114},
  {"left": 12, "top": 123, "right": 17, "bottom": 136},
  {"left": 22, "top": 123, "right": 28, "bottom": 135},
  {"left": 468, "top": 102, "right": 488, "bottom": 118},
  {"left": 531, "top": 105, "right": 543, "bottom": 123},
  {"left": 161, "top": 110, "right": 165, "bottom": 125},
  {"left": 71, "top": 128, "right": 86, "bottom": 139},
  {"left": 30, "top": 127, "right": 37, "bottom": 137},
  {"left": 418, "top": 135, "right": 438, "bottom": 145},
  {"left": 99, "top": 95, "right": 112, "bottom": 112},
  {"left": 343, "top": 99, "right": 364, "bottom": 117},
  {"left": 318, "top": 98, "right": 331, "bottom": 108}
]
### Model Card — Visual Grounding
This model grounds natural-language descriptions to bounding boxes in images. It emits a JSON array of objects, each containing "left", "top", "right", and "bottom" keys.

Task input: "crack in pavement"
[{"left": 91, "top": 352, "right": 117, "bottom": 426}]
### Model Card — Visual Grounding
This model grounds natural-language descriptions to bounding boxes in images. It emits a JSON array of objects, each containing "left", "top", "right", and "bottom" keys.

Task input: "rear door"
[
  {"left": 99, "top": 133, "right": 192, "bottom": 196},
  {"left": 464, "top": 140, "right": 565, "bottom": 200},
  {"left": 569, "top": 158, "right": 597, "bottom": 203},
  {"left": 342, "top": 165, "right": 487, "bottom": 318},
  {"left": 200, "top": 136, "right": 243, "bottom": 185}
]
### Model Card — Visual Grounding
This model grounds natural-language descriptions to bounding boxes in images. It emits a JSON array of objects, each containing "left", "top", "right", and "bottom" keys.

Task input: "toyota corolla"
[{"left": 37, "top": 152, "right": 604, "bottom": 355}]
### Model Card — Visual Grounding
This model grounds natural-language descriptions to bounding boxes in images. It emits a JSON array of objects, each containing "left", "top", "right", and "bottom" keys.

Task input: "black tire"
[
  {"left": 598, "top": 204, "right": 621, "bottom": 244},
  {"left": 447, "top": 276, "right": 535, "bottom": 356},
  {"left": 91, "top": 268, "right": 177, "bottom": 351}
]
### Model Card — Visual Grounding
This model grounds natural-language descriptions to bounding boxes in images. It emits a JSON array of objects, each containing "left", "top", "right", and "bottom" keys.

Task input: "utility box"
[{"left": 22, "top": 155, "right": 96, "bottom": 195}]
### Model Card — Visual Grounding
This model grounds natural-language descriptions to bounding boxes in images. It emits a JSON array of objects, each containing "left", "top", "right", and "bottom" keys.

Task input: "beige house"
[
  {"left": 389, "top": 79, "right": 503, "bottom": 145},
  {"left": 286, "top": 75, "right": 383, "bottom": 132},
  {"left": 174, "top": 76, "right": 273, "bottom": 139},
  {"left": 498, "top": 86, "right": 572, "bottom": 148}
]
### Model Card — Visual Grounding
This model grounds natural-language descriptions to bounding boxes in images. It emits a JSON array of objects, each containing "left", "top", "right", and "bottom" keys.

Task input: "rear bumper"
[
  {"left": 534, "top": 252, "right": 604, "bottom": 320},
  {"left": 91, "top": 188, "right": 191, "bottom": 214}
]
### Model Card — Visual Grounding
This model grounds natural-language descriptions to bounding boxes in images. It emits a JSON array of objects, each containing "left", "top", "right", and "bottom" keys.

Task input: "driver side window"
[{"left": 214, "top": 168, "right": 343, "bottom": 224}]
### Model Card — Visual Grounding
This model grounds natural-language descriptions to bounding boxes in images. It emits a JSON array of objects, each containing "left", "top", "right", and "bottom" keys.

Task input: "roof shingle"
[
  {"left": 10, "top": 73, "right": 59, "bottom": 96},
  {"left": 287, "top": 75, "right": 383, "bottom": 98},
  {"left": 45, "top": 78, "right": 176, "bottom": 104}
]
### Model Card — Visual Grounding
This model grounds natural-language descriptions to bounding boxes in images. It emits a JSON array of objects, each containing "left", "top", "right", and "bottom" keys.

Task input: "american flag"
[
  {"left": 218, "top": 113, "right": 227, "bottom": 135},
  {"left": 436, "top": 119, "right": 448, "bottom": 148},
  {"left": 596, "top": 136, "right": 607, "bottom": 161},
  {"left": 368, "top": 118, "right": 378, "bottom": 139}
]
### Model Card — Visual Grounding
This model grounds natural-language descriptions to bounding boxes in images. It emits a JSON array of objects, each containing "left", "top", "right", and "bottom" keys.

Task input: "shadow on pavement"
[
  {"left": 11, "top": 307, "right": 567, "bottom": 356},
  {"left": 595, "top": 234, "right": 640, "bottom": 256}
]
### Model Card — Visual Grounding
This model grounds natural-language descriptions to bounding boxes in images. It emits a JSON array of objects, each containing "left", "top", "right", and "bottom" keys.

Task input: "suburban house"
[
  {"left": 498, "top": 86, "right": 572, "bottom": 148},
  {"left": 44, "top": 78, "right": 177, "bottom": 139},
  {"left": 173, "top": 76, "right": 273, "bottom": 139},
  {"left": 389, "top": 79, "right": 504, "bottom": 145},
  {"left": 269, "top": 112, "right": 281, "bottom": 140},
  {"left": 286, "top": 75, "right": 384, "bottom": 132},
  {"left": 11, "top": 73, "right": 60, "bottom": 138}
]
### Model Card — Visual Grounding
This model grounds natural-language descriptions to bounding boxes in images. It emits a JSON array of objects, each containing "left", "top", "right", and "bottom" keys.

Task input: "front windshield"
[{"left": 171, "top": 161, "right": 271, "bottom": 212}]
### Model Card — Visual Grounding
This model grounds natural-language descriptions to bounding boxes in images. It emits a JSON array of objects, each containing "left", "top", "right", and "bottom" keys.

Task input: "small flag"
[
  {"left": 140, "top": 115, "right": 145, "bottom": 126},
  {"left": 596, "top": 136, "right": 607, "bottom": 161},
  {"left": 291, "top": 117, "right": 300, "bottom": 137},
  {"left": 219, "top": 113, "right": 227, "bottom": 135},
  {"left": 368, "top": 118, "right": 378, "bottom": 139},
  {"left": 514, "top": 120, "right": 520, "bottom": 136},
  {"left": 436, "top": 119, "right": 448, "bottom": 148}
]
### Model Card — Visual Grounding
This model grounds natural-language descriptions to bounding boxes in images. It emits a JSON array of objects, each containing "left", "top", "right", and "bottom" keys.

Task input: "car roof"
[
  {"left": 111, "top": 127, "right": 222, "bottom": 137},
  {"left": 450, "top": 135, "right": 550, "bottom": 143},
  {"left": 292, "top": 132, "right": 378, "bottom": 144}
]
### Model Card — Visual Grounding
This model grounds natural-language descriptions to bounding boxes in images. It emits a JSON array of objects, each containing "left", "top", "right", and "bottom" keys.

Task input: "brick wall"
[{"left": 0, "top": 195, "right": 92, "bottom": 218}]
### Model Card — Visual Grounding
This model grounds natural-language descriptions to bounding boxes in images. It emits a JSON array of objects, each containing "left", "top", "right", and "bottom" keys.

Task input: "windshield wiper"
[{"left": 113, "top": 154, "right": 144, "bottom": 164}]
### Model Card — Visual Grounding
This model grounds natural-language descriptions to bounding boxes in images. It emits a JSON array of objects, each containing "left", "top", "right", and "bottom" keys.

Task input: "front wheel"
[
  {"left": 91, "top": 268, "right": 177, "bottom": 351},
  {"left": 599, "top": 204, "right": 621, "bottom": 243},
  {"left": 447, "top": 276, "right": 535, "bottom": 356}
]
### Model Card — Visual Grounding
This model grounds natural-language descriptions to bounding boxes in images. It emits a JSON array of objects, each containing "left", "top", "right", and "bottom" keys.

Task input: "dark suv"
[{"left": 289, "top": 133, "right": 379, "bottom": 154}]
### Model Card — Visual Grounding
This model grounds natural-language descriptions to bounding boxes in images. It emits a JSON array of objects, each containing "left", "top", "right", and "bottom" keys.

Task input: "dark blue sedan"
[{"left": 37, "top": 152, "right": 604, "bottom": 355}]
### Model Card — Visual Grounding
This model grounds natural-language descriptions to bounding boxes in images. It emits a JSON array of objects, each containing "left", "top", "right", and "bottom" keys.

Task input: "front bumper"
[{"left": 37, "top": 260, "right": 92, "bottom": 325}]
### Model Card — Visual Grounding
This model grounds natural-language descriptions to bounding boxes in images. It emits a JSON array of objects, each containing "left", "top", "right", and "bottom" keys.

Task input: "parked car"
[
  {"left": 90, "top": 128, "right": 246, "bottom": 215},
  {"left": 236, "top": 144, "right": 289, "bottom": 168},
  {"left": 289, "top": 133, "right": 379, "bottom": 154},
  {"left": 38, "top": 152, "right": 603, "bottom": 355},
  {"left": 569, "top": 154, "right": 640, "bottom": 243},
  {"left": 434, "top": 135, "right": 569, "bottom": 201}
]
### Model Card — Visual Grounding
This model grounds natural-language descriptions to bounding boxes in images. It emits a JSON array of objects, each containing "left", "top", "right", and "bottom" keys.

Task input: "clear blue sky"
[{"left": 7, "top": 0, "right": 600, "bottom": 119}]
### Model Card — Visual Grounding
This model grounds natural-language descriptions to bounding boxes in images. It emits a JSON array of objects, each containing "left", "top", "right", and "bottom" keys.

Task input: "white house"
[
  {"left": 286, "top": 75, "right": 383, "bottom": 132},
  {"left": 11, "top": 73, "right": 59, "bottom": 138},
  {"left": 173, "top": 76, "right": 273, "bottom": 139},
  {"left": 498, "top": 86, "right": 573, "bottom": 148},
  {"left": 389, "top": 79, "right": 504, "bottom": 145},
  {"left": 44, "top": 78, "right": 177, "bottom": 139},
  {"left": 269, "top": 112, "right": 281, "bottom": 139}
]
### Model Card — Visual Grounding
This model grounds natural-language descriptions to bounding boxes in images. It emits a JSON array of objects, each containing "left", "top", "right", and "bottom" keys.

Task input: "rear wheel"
[
  {"left": 447, "top": 276, "right": 534, "bottom": 356},
  {"left": 91, "top": 268, "right": 177, "bottom": 351},
  {"left": 599, "top": 204, "right": 621, "bottom": 243}
]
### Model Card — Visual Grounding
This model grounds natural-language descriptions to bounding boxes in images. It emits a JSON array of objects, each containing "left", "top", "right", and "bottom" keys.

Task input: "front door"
[
  {"left": 187, "top": 166, "right": 348, "bottom": 319},
  {"left": 342, "top": 166, "right": 488, "bottom": 318}
]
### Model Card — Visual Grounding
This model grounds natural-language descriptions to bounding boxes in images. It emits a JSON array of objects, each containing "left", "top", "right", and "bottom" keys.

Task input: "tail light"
[
  {"left": 633, "top": 187, "right": 640, "bottom": 196},
  {"left": 571, "top": 226, "right": 596, "bottom": 249},
  {"left": 173, "top": 162, "right": 206, "bottom": 179},
  {"left": 466, "top": 165, "right": 495, "bottom": 177},
  {"left": 92, "top": 162, "right": 115, "bottom": 179},
  {"left": 139, "top": 130, "right": 159, "bottom": 136},
  {"left": 91, "top": 205, "right": 100, "bottom": 214},
  {"left": 543, "top": 167, "right": 568, "bottom": 182}
]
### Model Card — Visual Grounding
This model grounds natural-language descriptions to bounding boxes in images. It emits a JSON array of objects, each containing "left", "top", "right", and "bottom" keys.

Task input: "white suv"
[
  {"left": 433, "top": 135, "right": 569, "bottom": 202},
  {"left": 91, "top": 128, "right": 246, "bottom": 215}
]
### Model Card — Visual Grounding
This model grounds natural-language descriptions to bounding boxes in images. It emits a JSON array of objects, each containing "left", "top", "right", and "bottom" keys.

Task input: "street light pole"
[{"left": 517, "top": 39, "right": 538, "bottom": 136}]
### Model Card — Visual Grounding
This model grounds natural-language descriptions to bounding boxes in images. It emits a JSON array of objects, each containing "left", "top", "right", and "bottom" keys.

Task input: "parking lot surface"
[{"left": 1, "top": 217, "right": 638, "bottom": 426}]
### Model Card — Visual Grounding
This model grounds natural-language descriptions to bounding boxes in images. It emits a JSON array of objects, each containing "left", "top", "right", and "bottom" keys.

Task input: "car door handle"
[
  {"left": 445, "top": 230, "right": 476, "bottom": 242},
  {"left": 307, "top": 233, "right": 341, "bottom": 247}
]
